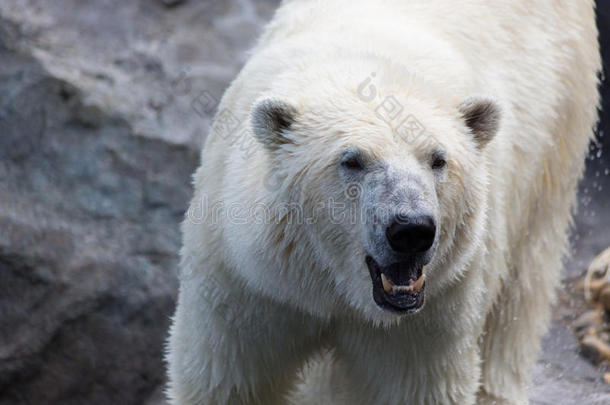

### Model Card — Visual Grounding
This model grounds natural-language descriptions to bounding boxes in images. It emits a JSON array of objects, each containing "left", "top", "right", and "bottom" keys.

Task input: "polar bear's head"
[{"left": 250, "top": 67, "right": 499, "bottom": 323}]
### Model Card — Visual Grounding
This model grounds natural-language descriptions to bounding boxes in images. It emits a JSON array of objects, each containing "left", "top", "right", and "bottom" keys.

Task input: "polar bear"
[{"left": 166, "top": 1, "right": 600, "bottom": 404}]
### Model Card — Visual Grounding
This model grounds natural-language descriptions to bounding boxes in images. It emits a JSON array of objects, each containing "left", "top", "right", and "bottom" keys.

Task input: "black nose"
[{"left": 386, "top": 214, "right": 436, "bottom": 253}]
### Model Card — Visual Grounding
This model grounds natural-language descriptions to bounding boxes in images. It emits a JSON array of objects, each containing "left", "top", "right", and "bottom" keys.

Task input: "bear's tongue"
[{"left": 378, "top": 261, "right": 424, "bottom": 289}]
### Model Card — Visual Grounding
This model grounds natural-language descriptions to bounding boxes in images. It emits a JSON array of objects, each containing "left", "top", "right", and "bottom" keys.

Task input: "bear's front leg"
[
  {"left": 334, "top": 316, "right": 482, "bottom": 405},
  {"left": 166, "top": 266, "right": 323, "bottom": 405}
]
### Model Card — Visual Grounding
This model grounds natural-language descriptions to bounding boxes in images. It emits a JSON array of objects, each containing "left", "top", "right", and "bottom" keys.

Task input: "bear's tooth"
[
  {"left": 412, "top": 274, "right": 426, "bottom": 292},
  {"left": 381, "top": 273, "right": 393, "bottom": 293}
]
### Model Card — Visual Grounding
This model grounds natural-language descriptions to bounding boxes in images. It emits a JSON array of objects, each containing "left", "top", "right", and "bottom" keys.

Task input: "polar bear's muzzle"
[
  {"left": 365, "top": 255, "right": 426, "bottom": 313},
  {"left": 363, "top": 212, "right": 434, "bottom": 313}
]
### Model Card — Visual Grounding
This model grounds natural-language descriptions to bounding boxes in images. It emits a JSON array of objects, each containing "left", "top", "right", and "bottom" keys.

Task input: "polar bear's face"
[{"left": 251, "top": 87, "right": 499, "bottom": 322}]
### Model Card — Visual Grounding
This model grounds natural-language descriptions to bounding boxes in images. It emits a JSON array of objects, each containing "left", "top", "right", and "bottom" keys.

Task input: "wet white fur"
[{"left": 166, "top": 1, "right": 600, "bottom": 404}]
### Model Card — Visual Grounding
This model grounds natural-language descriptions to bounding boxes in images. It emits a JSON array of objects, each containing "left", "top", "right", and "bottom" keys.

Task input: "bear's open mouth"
[{"left": 365, "top": 256, "right": 425, "bottom": 314}]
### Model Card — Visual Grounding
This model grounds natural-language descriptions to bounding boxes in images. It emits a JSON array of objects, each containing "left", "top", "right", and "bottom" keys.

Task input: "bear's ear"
[
  {"left": 251, "top": 98, "right": 298, "bottom": 151},
  {"left": 458, "top": 97, "right": 501, "bottom": 149}
]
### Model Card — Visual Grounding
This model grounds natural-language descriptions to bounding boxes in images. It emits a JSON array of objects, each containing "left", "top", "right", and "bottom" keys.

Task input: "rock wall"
[{"left": 0, "top": 1, "right": 277, "bottom": 404}]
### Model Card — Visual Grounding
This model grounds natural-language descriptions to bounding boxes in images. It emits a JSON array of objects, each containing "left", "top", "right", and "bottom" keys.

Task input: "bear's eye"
[
  {"left": 340, "top": 149, "right": 365, "bottom": 171},
  {"left": 431, "top": 151, "right": 447, "bottom": 170},
  {"left": 342, "top": 157, "right": 363, "bottom": 170}
]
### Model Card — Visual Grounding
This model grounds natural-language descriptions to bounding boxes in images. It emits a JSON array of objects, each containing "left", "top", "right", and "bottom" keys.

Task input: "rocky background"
[{"left": 0, "top": 1, "right": 609, "bottom": 404}]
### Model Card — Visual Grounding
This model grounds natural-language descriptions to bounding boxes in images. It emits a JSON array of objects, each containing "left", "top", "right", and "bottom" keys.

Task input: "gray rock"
[
  {"left": 159, "top": 0, "right": 187, "bottom": 8},
  {"left": 0, "top": 1, "right": 277, "bottom": 403},
  {"left": 0, "top": 43, "right": 195, "bottom": 404}
]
